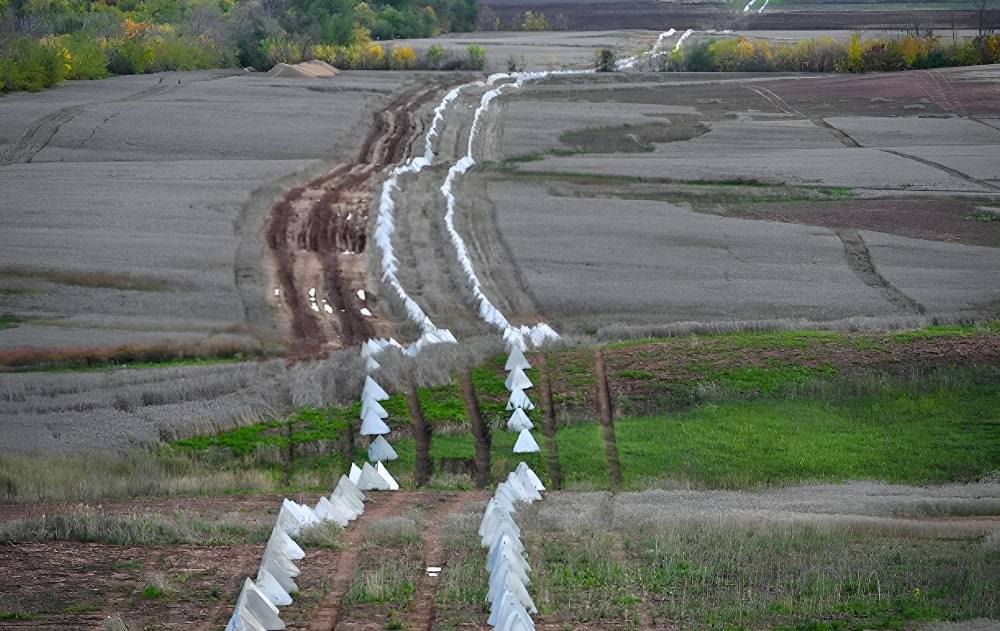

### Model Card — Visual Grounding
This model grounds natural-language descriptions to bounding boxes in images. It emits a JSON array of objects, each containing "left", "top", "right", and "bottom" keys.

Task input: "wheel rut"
[
  {"left": 403, "top": 491, "right": 486, "bottom": 631},
  {"left": 836, "top": 228, "right": 923, "bottom": 314},
  {"left": 307, "top": 491, "right": 410, "bottom": 631}
]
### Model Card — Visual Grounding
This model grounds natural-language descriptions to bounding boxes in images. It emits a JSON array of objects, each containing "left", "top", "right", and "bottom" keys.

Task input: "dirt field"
[
  {"left": 1, "top": 484, "right": 995, "bottom": 629},
  {"left": 0, "top": 70, "right": 421, "bottom": 355},
  {"left": 420, "top": 65, "right": 1000, "bottom": 335},
  {"left": 481, "top": 0, "right": 1000, "bottom": 30}
]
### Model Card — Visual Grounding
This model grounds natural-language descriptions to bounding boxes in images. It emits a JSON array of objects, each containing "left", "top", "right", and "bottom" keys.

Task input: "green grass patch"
[
  {"left": 555, "top": 380, "right": 1000, "bottom": 489},
  {"left": 0, "top": 315, "right": 21, "bottom": 330},
  {"left": 0, "top": 612, "right": 38, "bottom": 621}
]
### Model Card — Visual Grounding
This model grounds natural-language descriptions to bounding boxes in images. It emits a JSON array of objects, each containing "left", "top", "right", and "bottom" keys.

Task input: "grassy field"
[{"left": 4, "top": 323, "right": 995, "bottom": 502}]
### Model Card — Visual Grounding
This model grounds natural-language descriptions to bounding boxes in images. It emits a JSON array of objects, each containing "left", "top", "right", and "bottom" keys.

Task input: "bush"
[
  {"left": 390, "top": 45, "right": 416, "bottom": 69},
  {"left": 466, "top": 43, "right": 486, "bottom": 70},
  {"left": 61, "top": 34, "right": 108, "bottom": 80},
  {"left": 107, "top": 38, "right": 154, "bottom": 74},
  {"left": 0, "top": 37, "right": 68, "bottom": 93},
  {"left": 595, "top": 48, "right": 616, "bottom": 72},
  {"left": 669, "top": 33, "right": 992, "bottom": 74},
  {"left": 425, "top": 43, "right": 445, "bottom": 69}
]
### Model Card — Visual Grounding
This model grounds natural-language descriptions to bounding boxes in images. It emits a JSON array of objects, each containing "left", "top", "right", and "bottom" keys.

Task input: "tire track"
[
  {"left": 836, "top": 228, "right": 923, "bottom": 315},
  {"left": 746, "top": 85, "right": 861, "bottom": 147},
  {"left": 306, "top": 491, "right": 410, "bottom": 631},
  {"left": 403, "top": 491, "right": 486, "bottom": 631},
  {"left": 0, "top": 73, "right": 235, "bottom": 166},
  {"left": 879, "top": 148, "right": 1000, "bottom": 192}
]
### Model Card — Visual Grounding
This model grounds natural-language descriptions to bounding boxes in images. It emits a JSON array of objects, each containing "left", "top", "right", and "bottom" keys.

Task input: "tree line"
[{"left": 0, "top": 0, "right": 479, "bottom": 92}]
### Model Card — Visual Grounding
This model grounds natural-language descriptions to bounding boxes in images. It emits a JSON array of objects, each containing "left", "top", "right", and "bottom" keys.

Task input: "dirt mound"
[{"left": 267, "top": 60, "right": 339, "bottom": 79}]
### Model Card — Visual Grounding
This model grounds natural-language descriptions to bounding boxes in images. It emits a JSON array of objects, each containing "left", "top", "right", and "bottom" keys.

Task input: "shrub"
[
  {"left": 0, "top": 37, "right": 67, "bottom": 93},
  {"left": 425, "top": 43, "right": 445, "bottom": 68},
  {"left": 107, "top": 38, "right": 154, "bottom": 74},
  {"left": 520, "top": 10, "right": 548, "bottom": 31},
  {"left": 595, "top": 48, "right": 616, "bottom": 72},
  {"left": 466, "top": 44, "right": 486, "bottom": 70},
  {"left": 390, "top": 45, "right": 416, "bottom": 69},
  {"left": 61, "top": 34, "right": 108, "bottom": 80}
]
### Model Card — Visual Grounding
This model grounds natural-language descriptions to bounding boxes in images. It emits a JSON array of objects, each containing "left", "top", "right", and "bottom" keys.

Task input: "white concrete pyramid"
[
  {"left": 315, "top": 496, "right": 351, "bottom": 527},
  {"left": 488, "top": 568, "right": 536, "bottom": 614},
  {"left": 359, "top": 408, "right": 390, "bottom": 436},
  {"left": 505, "top": 346, "right": 531, "bottom": 371},
  {"left": 275, "top": 499, "right": 318, "bottom": 536},
  {"left": 481, "top": 513, "right": 522, "bottom": 549},
  {"left": 488, "top": 588, "right": 533, "bottom": 628},
  {"left": 332, "top": 487, "right": 363, "bottom": 517},
  {"left": 506, "top": 388, "right": 535, "bottom": 411},
  {"left": 255, "top": 568, "right": 292, "bottom": 607},
  {"left": 268, "top": 527, "right": 304, "bottom": 561},
  {"left": 362, "top": 375, "right": 389, "bottom": 400},
  {"left": 504, "top": 367, "right": 533, "bottom": 392},
  {"left": 336, "top": 474, "right": 365, "bottom": 502},
  {"left": 478, "top": 499, "right": 511, "bottom": 537},
  {"left": 356, "top": 462, "right": 390, "bottom": 491},
  {"left": 487, "top": 534, "right": 528, "bottom": 574},
  {"left": 512, "top": 429, "right": 539, "bottom": 454},
  {"left": 262, "top": 543, "right": 300, "bottom": 578},
  {"left": 259, "top": 554, "right": 297, "bottom": 595},
  {"left": 236, "top": 578, "right": 284, "bottom": 630},
  {"left": 226, "top": 605, "right": 267, "bottom": 631},
  {"left": 349, "top": 463, "right": 362, "bottom": 484},
  {"left": 367, "top": 435, "right": 398, "bottom": 462},
  {"left": 516, "top": 462, "right": 545, "bottom": 492},
  {"left": 284, "top": 499, "right": 320, "bottom": 529},
  {"left": 365, "top": 356, "right": 381, "bottom": 373},
  {"left": 361, "top": 398, "right": 389, "bottom": 420},
  {"left": 506, "top": 408, "right": 533, "bottom": 432},
  {"left": 506, "top": 472, "right": 540, "bottom": 503},
  {"left": 498, "top": 604, "right": 536, "bottom": 631},
  {"left": 376, "top": 461, "right": 400, "bottom": 490}
]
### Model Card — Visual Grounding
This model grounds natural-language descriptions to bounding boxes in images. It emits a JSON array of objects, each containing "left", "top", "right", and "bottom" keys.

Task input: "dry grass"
[
  {"left": 0, "top": 452, "right": 277, "bottom": 503},
  {"left": 0, "top": 338, "right": 263, "bottom": 370},
  {"left": 0, "top": 267, "right": 174, "bottom": 292},
  {"left": 506, "top": 491, "right": 1000, "bottom": 628},
  {"left": 0, "top": 507, "right": 271, "bottom": 546},
  {"left": 595, "top": 313, "right": 994, "bottom": 343}
]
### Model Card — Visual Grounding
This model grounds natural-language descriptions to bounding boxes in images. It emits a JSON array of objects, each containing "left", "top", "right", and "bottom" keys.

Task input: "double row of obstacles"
[
  {"left": 225, "top": 476, "right": 368, "bottom": 630},
  {"left": 480, "top": 462, "right": 546, "bottom": 631}
]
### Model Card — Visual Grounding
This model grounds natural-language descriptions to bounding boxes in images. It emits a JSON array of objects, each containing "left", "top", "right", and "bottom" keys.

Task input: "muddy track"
[{"left": 264, "top": 84, "right": 443, "bottom": 359}]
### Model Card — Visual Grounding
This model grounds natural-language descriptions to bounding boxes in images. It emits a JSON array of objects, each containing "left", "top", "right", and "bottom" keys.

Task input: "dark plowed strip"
[{"left": 836, "top": 228, "right": 924, "bottom": 315}]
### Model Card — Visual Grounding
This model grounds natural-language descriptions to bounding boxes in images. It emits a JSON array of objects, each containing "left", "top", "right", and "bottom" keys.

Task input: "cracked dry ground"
[{"left": 264, "top": 82, "right": 447, "bottom": 360}]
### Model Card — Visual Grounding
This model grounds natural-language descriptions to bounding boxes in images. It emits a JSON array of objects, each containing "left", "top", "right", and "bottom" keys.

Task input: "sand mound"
[{"left": 267, "top": 60, "right": 339, "bottom": 79}]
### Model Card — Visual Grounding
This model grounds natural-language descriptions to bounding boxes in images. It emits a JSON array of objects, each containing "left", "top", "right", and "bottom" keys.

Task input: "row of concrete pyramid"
[
  {"left": 481, "top": 463, "right": 545, "bottom": 631},
  {"left": 505, "top": 347, "right": 539, "bottom": 454},
  {"left": 225, "top": 475, "right": 367, "bottom": 630}
]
